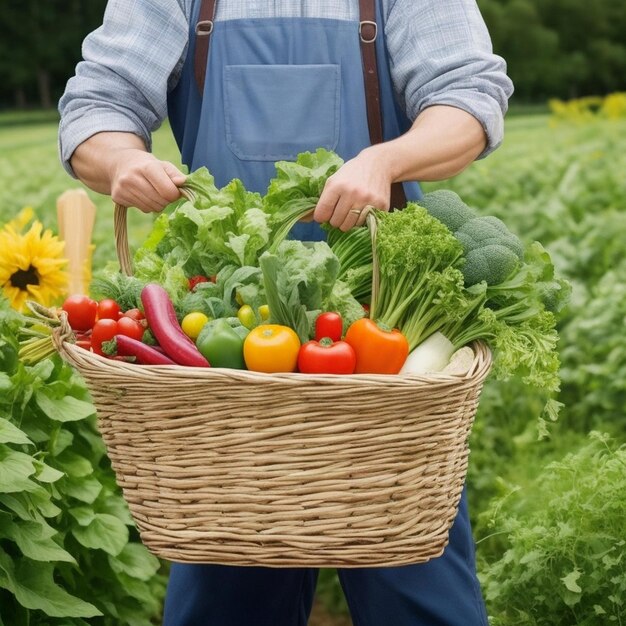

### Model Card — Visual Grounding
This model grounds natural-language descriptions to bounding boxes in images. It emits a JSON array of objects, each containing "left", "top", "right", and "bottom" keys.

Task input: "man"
[{"left": 59, "top": 1, "right": 513, "bottom": 624}]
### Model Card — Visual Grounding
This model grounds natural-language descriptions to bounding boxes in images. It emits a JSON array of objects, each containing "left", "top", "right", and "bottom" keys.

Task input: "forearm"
[
  {"left": 375, "top": 105, "right": 487, "bottom": 183},
  {"left": 314, "top": 105, "right": 488, "bottom": 230},
  {"left": 70, "top": 131, "right": 147, "bottom": 195}
]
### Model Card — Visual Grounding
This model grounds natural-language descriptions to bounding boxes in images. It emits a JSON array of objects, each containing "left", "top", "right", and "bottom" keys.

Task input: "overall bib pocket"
[{"left": 224, "top": 64, "right": 340, "bottom": 161}]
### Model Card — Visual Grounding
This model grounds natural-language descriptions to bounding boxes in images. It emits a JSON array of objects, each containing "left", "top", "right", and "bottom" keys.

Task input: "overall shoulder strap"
[
  {"left": 194, "top": 0, "right": 217, "bottom": 94},
  {"left": 359, "top": 0, "right": 407, "bottom": 209},
  {"left": 358, "top": 0, "right": 383, "bottom": 145}
]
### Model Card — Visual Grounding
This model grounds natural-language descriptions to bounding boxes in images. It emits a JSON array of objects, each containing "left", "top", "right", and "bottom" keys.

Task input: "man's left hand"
[{"left": 313, "top": 146, "right": 392, "bottom": 231}]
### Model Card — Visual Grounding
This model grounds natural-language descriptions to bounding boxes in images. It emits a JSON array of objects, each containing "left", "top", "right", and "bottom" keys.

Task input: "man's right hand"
[
  {"left": 109, "top": 149, "right": 186, "bottom": 213},
  {"left": 70, "top": 131, "right": 186, "bottom": 213}
]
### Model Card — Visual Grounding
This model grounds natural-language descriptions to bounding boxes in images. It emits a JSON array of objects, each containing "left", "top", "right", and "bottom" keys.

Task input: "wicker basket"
[{"left": 51, "top": 200, "right": 492, "bottom": 568}]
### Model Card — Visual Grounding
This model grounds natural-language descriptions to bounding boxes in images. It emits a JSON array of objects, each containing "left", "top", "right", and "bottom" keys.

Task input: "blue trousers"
[{"left": 163, "top": 490, "right": 487, "bottom": 626}]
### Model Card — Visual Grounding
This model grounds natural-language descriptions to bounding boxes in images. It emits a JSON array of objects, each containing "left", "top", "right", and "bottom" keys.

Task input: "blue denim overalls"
[{"left": 163, "top": 2, "right": 488, "bottom": 624}]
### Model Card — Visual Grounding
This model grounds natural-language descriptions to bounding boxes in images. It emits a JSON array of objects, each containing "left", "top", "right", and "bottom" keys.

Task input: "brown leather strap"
[
  {"left": 194, "top": 0, "right": 217, "bottom": 94},
  {"left": 359, "top": 0, "right": 407, "bottom": 209},
  {"left": 358, "top": 0, "right": 383, "bottom": 145}
]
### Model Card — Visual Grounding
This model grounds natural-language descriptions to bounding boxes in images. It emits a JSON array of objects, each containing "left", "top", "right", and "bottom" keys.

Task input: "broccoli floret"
[
  {"left": 472, "top": 216, "right": 525, "bottom": 260},
  {"left": 464, "top": 245, "right": 521, "bottom": 286},
  {"left": 418, "top": 191, "right": 525, "bottom": 286},
  {"left": 456, "top": 217, "right": 523, "bottom": 259},
  {"left": 455, "top": 216, "right": 525, "bottom": 285},
  {"left": 417, "top": 190, "right": 476, "bottom": 231}
]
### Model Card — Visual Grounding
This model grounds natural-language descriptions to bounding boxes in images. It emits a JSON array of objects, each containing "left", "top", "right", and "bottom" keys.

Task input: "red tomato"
[
  {"left": 188, "top": 275, "right": 217, "bottom": 291},
  {"left": 120, "top": 308, "right": 145, "bottom": 322},
  {"left": 97, "top": 298, "right": 121, "bottom": 320},
  {"left": 116, "top": 317, "right": 144, "bottom": 341},
  {"left": 91, "top": 319, "right": 119, "bottom": 356},
  {"left": 188, "top": 275, "right": 209, "bottom": 290},
  {"left": 314, "top": 312, "right": 343, "bottom": 342},
  {"left": 297, "top": 338, "right": 356, "bottom": 375},
  {"left": 62, "top": 295, "right": 98, "bottom": 332}
]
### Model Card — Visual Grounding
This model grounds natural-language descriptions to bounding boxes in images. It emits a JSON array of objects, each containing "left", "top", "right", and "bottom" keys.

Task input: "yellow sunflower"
[{"left": 0, "top": 219, "right": 68, "bottom": 312}]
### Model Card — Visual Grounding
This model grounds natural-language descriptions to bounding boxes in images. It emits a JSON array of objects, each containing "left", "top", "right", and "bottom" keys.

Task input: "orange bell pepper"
[{"left": 344, "top": 318, "right": 409, "bottom": 374}]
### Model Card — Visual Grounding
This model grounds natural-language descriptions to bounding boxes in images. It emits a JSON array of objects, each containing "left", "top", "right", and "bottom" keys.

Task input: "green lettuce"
[{"left": 259, "top": 240, "right": 362, "bottom": 344}]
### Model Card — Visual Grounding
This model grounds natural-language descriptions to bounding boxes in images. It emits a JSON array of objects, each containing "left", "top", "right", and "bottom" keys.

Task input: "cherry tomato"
[
  {"left": 258, "top": 304, "right": 270, "bottom": 321},
  {"left": 62, "top": 295, "right": 98, "bottom": 332},
  {"left": 237, "top": 304, "right": 257, "bottom": 329},
  {"left": 188, "top": 275, "right": 209, "bottom": 290},
  {"left": 120, "top": 308, "right": 145, "bottom": 322},
  {"left": 116, "top": 317, "right": 144, "bottom": 342},
  {"left": 97, "top": 298, "right": 121, "bottom": 320},
  {"left": 315, "top": 312, "right": 343, "bottom": 342},
  {"left": 91, "top": 319, "right": 119, "bottom": 356}
]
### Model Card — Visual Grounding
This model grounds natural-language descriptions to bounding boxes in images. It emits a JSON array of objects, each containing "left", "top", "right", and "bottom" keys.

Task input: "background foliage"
[{"left": 1, "top": 0, "right": 626, "bottom": 108}]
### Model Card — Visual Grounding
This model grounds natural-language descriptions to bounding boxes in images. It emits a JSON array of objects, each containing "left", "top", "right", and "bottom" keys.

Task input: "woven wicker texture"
[
  {"left": 54, "top": 327, "right": 491, "bottom": 567},
  {"left": 53, "top": 197, "right": 493, "bottom": 567}
]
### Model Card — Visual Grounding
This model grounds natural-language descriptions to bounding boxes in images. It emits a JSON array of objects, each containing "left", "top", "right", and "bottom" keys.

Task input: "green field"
[{"left": 1, "top": 112, "right": 625, "bottom": 625}]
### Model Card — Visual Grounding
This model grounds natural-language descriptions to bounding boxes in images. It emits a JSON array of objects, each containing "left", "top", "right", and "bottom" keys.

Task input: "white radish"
[{"left": 400, "top": 332, "right": 455, "bottom": 374}]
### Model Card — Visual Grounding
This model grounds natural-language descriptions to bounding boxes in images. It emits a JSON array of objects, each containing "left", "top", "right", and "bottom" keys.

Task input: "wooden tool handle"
[{"left": 56, "top": 189, "right": 96, "bottom": 296}]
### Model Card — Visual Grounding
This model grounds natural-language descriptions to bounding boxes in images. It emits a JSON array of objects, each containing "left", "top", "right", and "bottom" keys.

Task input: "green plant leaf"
[
  {"left": 68, "top": 506, "right": 96, "bottom": 527},
  {"left": 58, "top": 475, "right": 102, "bottom": 504},
  {"left": 0, "top": 372, "right": 13, "bottom": 392},
  {"left": 561, "top": 569, "right": 583, "bottom": 593},
  {"left": 24, "top": 486, "right": 63, "bottom": 519},
  {"left": 0, "top": 418, "right": 32, "bottom": 446},
  {"left": 108, "top": 543, "right": 161, "bottom": 581},
  {"left": 0, "top": 552, "right": 101, "bottom": 618},
  {"left": 34, "top": 390, "right": 95, "bottom": 423},
  {"left": 72, "top": 513, "right": 129, "bottom": 556},
  {"left": 49, "top": 428, "right": 74, "bottom": 457},
  {"left": 0, "top": 446, "right": 37, "bottom": 493},
  {"left": 0, "top": 514, "right": 75, "bottom": 564},
  {"left": 33, "top": 460, "right": 64, "bottom": 484},
  {"left": 53, "top": 450, "right": 93, "bottom": 478}
]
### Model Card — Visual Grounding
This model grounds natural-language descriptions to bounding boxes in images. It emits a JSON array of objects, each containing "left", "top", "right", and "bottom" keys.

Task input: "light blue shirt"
[{"left": 58, "top": 0, "right": 514, "bottom": 176}]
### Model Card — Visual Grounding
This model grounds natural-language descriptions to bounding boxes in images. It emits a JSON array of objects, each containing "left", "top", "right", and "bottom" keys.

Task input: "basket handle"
[
  {"left": 113, "top": 187, "right": 195, "bottom": 276},
  {"left": 363, "top": 208, "right": 380, "bottom": 316}
]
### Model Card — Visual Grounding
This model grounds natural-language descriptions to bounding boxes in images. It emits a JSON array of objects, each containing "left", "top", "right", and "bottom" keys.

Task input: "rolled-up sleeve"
[
  {"left": 385, "top": 0, "right": 514, "bottom": 157},
  {"left": 58, "top": 0, "right": 189, "bottom": 177}
]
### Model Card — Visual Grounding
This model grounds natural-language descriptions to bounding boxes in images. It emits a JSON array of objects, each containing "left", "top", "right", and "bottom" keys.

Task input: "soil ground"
[{"left": 308, "top": 598, "right": 353, "bottom": 626}]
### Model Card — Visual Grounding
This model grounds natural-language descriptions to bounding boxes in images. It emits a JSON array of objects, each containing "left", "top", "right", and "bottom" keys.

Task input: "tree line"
[{"left": 1, "top": 0, "right": 625, "bottom": 110}]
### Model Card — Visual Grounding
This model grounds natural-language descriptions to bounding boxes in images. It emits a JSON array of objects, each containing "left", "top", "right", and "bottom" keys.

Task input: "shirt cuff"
[{"left": 58, "top": 107, "right": 153, "bottom": 178}]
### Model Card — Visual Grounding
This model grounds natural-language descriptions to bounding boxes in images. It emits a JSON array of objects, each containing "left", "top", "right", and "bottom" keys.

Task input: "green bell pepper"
[{"left": 196, "top": 318, "right": 248, "bottom": 369}]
